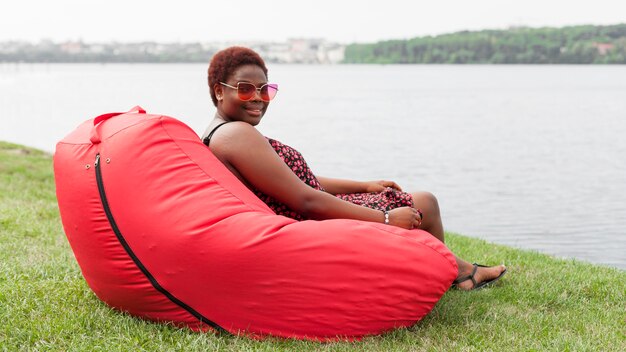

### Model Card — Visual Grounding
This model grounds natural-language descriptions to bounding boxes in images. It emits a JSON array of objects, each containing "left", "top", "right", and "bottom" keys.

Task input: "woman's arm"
[
  {"left": 317, "top": 176, "right": 403, "bottom": 195},
  {"left": 210, "top": 122, "right": 418, "bottom": 229}
]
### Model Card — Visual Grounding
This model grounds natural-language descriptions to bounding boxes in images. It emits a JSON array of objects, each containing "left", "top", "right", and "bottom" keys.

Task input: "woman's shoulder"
[
  {"left": 207, "top": 122, "right": 271, "bottom": 164},
  {"left": 219, "top": 124, "right": 289, "bottom": 150},
  {"left": 211, "top": 121, "right": 264, "bottom": 144}
]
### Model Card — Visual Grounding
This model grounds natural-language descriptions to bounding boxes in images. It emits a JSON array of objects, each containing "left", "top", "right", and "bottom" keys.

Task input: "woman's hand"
[
  {"left": 364, "top": 180, "right": 403, "bottom": 193},
  {"left": 388, "top": 207, "right": 422, "bottom": 230}
]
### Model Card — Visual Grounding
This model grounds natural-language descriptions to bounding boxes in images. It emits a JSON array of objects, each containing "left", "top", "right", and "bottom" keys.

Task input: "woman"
[{"left": 202, "top": 46, "right": 506, "bottom": 290}]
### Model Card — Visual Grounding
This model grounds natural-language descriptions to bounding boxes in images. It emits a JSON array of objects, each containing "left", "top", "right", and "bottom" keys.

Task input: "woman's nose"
[{"left": 250, "top": 89, "right": 263, "bottom": 101}]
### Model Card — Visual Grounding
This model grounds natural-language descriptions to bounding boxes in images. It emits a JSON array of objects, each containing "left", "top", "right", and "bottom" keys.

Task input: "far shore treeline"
[
  {"left": 344, "top": 24, "right": 626, "bottom": 64},
  {"left": 1, "top": 24, "right": 625, "bottom": 64}
]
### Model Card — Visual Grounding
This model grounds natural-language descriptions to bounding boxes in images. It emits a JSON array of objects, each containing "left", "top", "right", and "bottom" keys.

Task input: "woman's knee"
[{"left": 411, "top": 191, "right": 440, "bottom": 216}]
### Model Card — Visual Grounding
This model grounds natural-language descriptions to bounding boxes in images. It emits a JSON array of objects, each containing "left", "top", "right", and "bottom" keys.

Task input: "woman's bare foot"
[{"left": 454, "top": 261, "right": 507, "bottom": 291}]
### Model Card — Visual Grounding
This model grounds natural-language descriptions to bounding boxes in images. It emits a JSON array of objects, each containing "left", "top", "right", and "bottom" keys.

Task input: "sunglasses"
[{"left": 220, "top": 82, "right": 279, "bottom": 102}]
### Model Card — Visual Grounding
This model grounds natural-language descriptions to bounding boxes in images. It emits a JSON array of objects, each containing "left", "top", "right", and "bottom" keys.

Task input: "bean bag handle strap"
[{"left": 90, "top": 106, "right": 146, "bottom": 144}]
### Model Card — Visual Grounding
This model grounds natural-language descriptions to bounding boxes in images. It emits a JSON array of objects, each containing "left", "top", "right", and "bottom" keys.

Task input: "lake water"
[{"left": 1, "top": 63, "right": 625, "bottom": 270}]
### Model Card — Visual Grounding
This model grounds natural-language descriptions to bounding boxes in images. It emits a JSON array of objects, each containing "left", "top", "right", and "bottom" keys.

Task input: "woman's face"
[{"left": 214, "top": 64, "right": 270, "bottom": 126}]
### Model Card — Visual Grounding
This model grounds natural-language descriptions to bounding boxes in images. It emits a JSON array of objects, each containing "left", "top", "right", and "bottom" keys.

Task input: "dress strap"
[{"left": 203, "top": 121, "right": 232, "bottom": 147}]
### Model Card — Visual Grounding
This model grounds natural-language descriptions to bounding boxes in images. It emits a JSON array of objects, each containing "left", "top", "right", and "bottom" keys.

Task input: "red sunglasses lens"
[
  {"left": 236, "top": 83, "right": 256, "bottom": 100},
  {"left": 260, "top": 84, "right": 278, "bottom": 101}
]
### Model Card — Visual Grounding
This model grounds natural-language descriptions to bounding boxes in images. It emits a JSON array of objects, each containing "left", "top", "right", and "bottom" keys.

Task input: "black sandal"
[{"left": 452, "top": 263, "right": 507, "bottom": 290}]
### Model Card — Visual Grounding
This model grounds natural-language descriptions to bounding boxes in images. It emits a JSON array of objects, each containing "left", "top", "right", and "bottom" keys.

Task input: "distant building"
[
  {"left": 592, "top": 42, "right": 614, "bottom": 55},
  {"left": 247, "top": 39, "right": 345, "bottom": 64},
  {"left": 60, "top": 41, "right": 84, "bottom": 54}
]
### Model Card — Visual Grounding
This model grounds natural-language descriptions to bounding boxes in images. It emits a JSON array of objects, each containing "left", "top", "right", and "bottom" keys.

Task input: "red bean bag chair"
[{"left": 54, "top": 106, "right": 457, "bottom": 341}]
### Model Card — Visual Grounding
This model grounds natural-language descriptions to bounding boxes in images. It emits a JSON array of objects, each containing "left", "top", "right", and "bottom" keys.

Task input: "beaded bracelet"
[{"left": 383, "top": 210, "right": 390, "bottom": 225}]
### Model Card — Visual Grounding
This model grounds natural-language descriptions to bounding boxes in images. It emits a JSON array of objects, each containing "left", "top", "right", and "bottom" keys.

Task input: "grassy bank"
[{"left": 1, "top": 141, "right": 624, "bottom": 351}]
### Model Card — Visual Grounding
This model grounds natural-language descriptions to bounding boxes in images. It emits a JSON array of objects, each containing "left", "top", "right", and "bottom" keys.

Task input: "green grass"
[{"left": 1, "top": 140, "right": 624, "bottom": 351}]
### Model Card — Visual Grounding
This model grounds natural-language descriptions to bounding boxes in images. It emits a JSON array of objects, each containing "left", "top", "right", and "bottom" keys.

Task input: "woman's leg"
[
  {"left": 454, "top": 257, "right": 506, "bottom": 290},
  {"left": 411, "top": 191, "right": 506, "bottom": 290},
  {"left": 411, "top": 191, "right": 445, "bottom": 242}
]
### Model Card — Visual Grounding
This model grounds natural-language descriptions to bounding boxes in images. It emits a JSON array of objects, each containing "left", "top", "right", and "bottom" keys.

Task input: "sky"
[{"left": 1, "top": 0, "right": 625, "bottom": 44}]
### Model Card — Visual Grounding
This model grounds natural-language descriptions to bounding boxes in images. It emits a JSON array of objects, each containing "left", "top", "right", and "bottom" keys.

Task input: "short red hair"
[{"left": 208, "top": 46, "right": 268, "bottom": 106}]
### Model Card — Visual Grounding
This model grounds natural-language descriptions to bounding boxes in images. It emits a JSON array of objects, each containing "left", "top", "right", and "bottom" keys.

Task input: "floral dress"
[{"left": 256, "top": 138, "right": 414, "bottom": 220}]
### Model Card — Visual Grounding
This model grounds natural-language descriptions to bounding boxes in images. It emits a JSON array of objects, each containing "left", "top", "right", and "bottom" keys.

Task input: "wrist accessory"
[{"left": 383, "top": 210, "right": 390, "bottom": 225}]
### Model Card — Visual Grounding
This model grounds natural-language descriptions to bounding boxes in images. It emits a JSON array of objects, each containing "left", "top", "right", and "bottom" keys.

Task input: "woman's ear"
[{"left": 214, "top": 84, "right": 224, "bottom": 102}]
